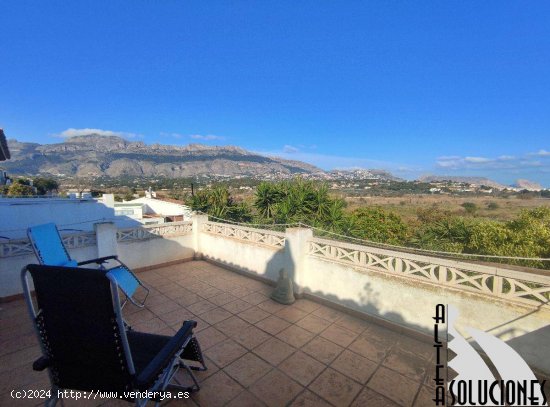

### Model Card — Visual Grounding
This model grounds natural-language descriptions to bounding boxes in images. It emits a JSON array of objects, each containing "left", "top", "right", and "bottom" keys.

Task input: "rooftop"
[
  {"left": 1, "top": 217, "right": 549, "bottom": 406},
  {"left": 2, "top": 261, "right": 437, "bottom": 407}
]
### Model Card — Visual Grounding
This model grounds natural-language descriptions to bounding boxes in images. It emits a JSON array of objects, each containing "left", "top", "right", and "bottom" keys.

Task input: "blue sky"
[{"left": 1, "top": 1, "right": 550, "bottom": 186}]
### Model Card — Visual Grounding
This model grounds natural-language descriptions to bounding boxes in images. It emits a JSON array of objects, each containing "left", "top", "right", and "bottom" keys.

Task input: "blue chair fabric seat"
[{"left": 27, "top": 222, "right": 148, "bottom": 307}]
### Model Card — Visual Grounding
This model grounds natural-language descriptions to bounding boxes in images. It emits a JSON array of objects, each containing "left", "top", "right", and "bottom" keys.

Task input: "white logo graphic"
[{"left": 447, "top": 305, "right": 547, "bottom": 406}]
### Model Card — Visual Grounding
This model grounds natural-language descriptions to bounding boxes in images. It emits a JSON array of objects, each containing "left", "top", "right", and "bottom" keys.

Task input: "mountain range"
[
  {"left": 3, "top": 135, "right": 322, "bottom": 178},
  {"left": 2, "top": 135, "right": 544, "bottom": 189}
]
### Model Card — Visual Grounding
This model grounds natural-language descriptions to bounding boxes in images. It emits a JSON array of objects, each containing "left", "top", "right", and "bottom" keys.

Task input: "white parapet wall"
[
  {"left": 116, "top": 222, "right": 194, "bottom": 269},
  {"left": 0, "top": 221, "right": 194, "bottom": 298},
  {"left": 197, "top": 222, "right": 550, "bottom": 375},
  {"left": 197, "top": 219, "right": 287, "bottom": 281}
]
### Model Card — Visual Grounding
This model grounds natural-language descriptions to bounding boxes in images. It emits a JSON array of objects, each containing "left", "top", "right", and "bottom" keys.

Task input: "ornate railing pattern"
[
  {"left": 117, "top": 221, "right": 193, "bottom": 243},
  {"left": 0, "top": 232, "right": 97, "bottom": 258},
  {"left": 203, "top": 221, "right": 285, "bottom": 248},
  {"left": 308, "top": 237, "right": 550, "bottom": 307}
]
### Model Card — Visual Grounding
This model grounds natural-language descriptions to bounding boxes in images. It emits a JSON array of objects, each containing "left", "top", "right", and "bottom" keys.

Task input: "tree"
[
  {"left": 348, "top": 207, "right": 409, "bottom": 245},
  {"left": 254, "top": 182, "right": 282, "bottom": 219},
  {"left": 7, "top": 182, "right": 35, "bottom": 196},
  {"left": 33, "top": 177, "right": 59, "bottom": 195},
  {"left": 188, "top": 185, "right": 252, "bottom": 222}
]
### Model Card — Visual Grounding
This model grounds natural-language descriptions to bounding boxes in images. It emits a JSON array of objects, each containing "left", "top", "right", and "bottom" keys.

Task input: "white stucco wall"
[
  {"left": 303, "top": 255, "right": 550, "bottom": 374},
  {"left": 0, "top": 197, "right": 140, "bottom": 239},
  {"left": 0, "top": 245, "right": 98, "bottom": 298},
  {"left": 198, "top": 232, "right": 285, "bottom": 281},
  {"left": 117, "top": 234, "right": 194, "bottom": 270}
]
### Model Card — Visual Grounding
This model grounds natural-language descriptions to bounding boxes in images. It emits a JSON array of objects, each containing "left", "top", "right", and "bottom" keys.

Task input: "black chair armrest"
[
  {"left": 135, "top": 320, "right": 197, "bottom": 389},
  {"left": 77, "top": 255, "right": 119, "bottom": 266},
  {"left": 33, "top": 356, "right": 51, "bottom": 371}
]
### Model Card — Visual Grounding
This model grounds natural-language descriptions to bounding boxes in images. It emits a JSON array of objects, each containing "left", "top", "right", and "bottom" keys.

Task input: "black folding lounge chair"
[{"left": 21, "top": 264, "right": 207, "bottom": 406}]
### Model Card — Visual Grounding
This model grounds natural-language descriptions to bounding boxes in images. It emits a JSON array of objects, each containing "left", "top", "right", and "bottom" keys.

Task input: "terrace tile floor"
[{"left": 1, "top": 260, "right": 439, "bottom": 406}]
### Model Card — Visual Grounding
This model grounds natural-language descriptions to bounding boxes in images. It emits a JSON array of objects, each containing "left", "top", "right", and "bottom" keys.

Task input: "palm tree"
[{"left": 254, "top": 182, "right": 281, "bottom": 219}]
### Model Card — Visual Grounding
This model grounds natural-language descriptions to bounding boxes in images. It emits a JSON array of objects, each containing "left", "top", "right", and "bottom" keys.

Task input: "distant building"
[
  {"left": 103, "top": 191, "right": 192, "bottom": 225},
  {"left": 0, "top": 196, "right": 139, "bottom": 240}
]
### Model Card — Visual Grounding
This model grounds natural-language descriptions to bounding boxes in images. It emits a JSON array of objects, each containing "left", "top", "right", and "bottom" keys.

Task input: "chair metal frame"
[
  {"left": 21, "top": 264, "right": 205, "bottom": 407},
  {"left": 27, "top": 223, "right": 150, "bottom": 308}
]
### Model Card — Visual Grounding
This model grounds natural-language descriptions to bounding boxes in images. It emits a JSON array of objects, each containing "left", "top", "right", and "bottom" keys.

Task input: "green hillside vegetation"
[{"left": 188, "top": 179, "right": 550, "bottom": 269}]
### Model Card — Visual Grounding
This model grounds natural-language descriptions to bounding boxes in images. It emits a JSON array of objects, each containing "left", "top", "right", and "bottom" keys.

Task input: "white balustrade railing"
[
  {"left": 117, "top": 221, "right": 193, "bottom": 242},
  {"left": 203, "top": 221, "right": 286, "bottom": 248},
  {"left": 0, "top": 231, "right": 97, "bottom": 258},
  {"left": 308, "top": 237, "right": 550, "bottom": 307},
  {"left": 1, "top": 222, "right": 193, "bottom": 257}
]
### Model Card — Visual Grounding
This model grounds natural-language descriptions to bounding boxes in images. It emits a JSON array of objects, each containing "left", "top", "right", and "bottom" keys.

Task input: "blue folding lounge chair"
[{"left": 27, "top": 222, "right": 149, "bottom": 308}]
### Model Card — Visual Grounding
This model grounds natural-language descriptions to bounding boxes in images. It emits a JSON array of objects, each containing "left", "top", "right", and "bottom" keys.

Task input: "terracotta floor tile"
[
  {"left": 320, "top": 324, "right": 359, "bottom": 347},
  {"left": 206, "top": 339, "right": 248, "bottom": 368},
  {"left": 383, "top": 348, "right": 428, "bottom": 381},
  {"left": 147, "top": 299, "right": 182, "bottom": 315},
  {"left": 222, "top": 299, "right": 254, "bottom": 314},
  {"left": 227, "top": 286, "right": 256, "bottom": 298},
  {"left": 125, "top": 308, "right": 156, "bottom": 325},
  {"left": 238, "top": 306, "right": 270, "bottom": 324},
  {"left": 191, "top": 370, "right": 243, "bottom": 407},
  {"left": 257, "top": 299, "right": 287, "bottom": 314},
  {"left": 312, "top": 306, "right": 344, "bottom": 323},
  {"left": 159, "top": 307, "right": 196, "bottom": 326},
  {"left": 142, "top": 293, "right": 172, "bottom": 306},
  {"left": 333, "top": 314, "right": 369, "bottom": 335},
  {"left": 197, "top": 286, "right": 224, "bottom": 299},
  {"left": 225, "top": 390, "right": 267, "bottom": 407},
  {"left": 292, "top": 299, "right": 321, "bottom": 313},
  {"left": 351, "top": 388, "right": 401, "bottom": 407},
  {"left": 174, "top": 291, "right": 204, "bottom": 307},
  {"left": 0, "top": 345, "right": 44, "bottom": 374},
  {"left": 279, "top": 351, "right": 325, "bottom": 386},
  {"left": 249, "top": 369, "right": 303, "bottom": 407},
  {"left": 198, "top": 307, "right": 233, "bottom": 325},
  {"left": 330, "top": 349, "right": 378, "bottom": 384},
  {"left": 187, "top": 300, "right": 218, "bottom": 315},
  {"left": 302, "top": 336, "right": 344, "bottom": 364},
  {"left": 309, "top": 368, "right": 362, "bottom": 406},
  {"left": 232, "top": 325, "right": 271, "bottom": 350},
  {"left": 254, "top": 337, "right": 296, "bottom": 366},
  {"left": 209, "top": 292, "right": 238, "bottom": 306},
  {"left": 132, "top": 317, "right": 170, "bottom": 334},
  {"left": 214, "top": 316, "right": 252, "bottom": 337},
  {"left": 241, "top": 292, "right": 270, "bottom": 305},
  {"left": 255, "top": 315, "right": 291, "bottom": 335},
  {"left": 395, "top": 336, "right": 433, "bottom": 362},
  {"left": 289, "top": 389, "right": 332, "bottom": 407},
  {"left": 186, "top": 281, "right": 212, "bottom": 294},
  {"left": 242, "top": 279, "right": 270, "bottom": 292},
  {"left": 413, "top": 386, "right": 435, "bottom": 407},
  {"left": 277, "top": 324, "right": 316, "bottom": 348},
  {"left": 295, "top": 314, "right": 331, "bottom": 334},
  {"left": 368, "top": 366, "right": 421, "bottom": 406},
  {"left": 276, "top": 306, "right": 309, "bottom": 323},
  {"left": 363, "top": 324, "right": 401, "bottom": 345},
  {"left": 224, "top": 352, "right": 273, "bottom": 387},
  {"left": 348, "top": 333, "right": 393, "bottom": 363},
  {"left": 194, "top": 326, "right": 227, "bottom": 350}
]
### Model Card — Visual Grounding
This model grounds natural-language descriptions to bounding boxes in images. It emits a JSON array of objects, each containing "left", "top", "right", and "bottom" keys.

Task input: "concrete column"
[
  {"left": 102, "top": 193, "right": 115, "bottom": 208},
  {"left": 284, "top": 227, "right": 313, "bottom": 294},
  {"left": 94, "top": 221, "right": 118, "bottom": 258},
  {"left": 192, "top": 214, "right": 209, "bottom": 260}
]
